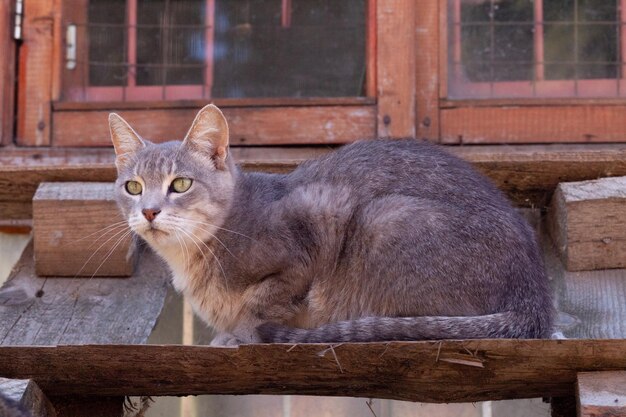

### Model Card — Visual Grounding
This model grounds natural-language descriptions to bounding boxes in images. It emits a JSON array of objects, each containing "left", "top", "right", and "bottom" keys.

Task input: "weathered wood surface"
[
  {"left": 0, "top": 0, "right": 16, "bottom": 146},
  {"left": 53, "top": 105, "right": 377, "bottom": 146},
  {"left": 0, "top": 378, "right": 57, "bottom": 417},
  {"left": 16, "top": 0, "right": 54, "bottom": 146},
  {"left": 33, "top": 182, "right": 135, "bottom": 277},
  {"left": 0, "top": 242, "right": 169, "bottom": 345},
  {"left": 377, "top": 0, "right": 415, "bottom": 138},
  {"left": 548, "top": 176, "right": 626, "bottom": 271},
  {"left": 577, "top": 372, "right": 626, "bottom": 417},
  {"left": 2, "top": 144, "right": 626, "bottom": 220},
  {"left": 544, "top": 234, "right": 626, "bottom": 340},
  {"left": 1, "top": 340, "right": 626, "bottom": 403},
  {"left": 441, "top": 105, "right": 626, "bottom": 144},
  {"left": 414, "top": 0, "right": 440, "bottom": 141}
]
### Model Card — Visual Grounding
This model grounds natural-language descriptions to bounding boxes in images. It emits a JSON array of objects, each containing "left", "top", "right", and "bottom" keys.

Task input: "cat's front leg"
[{"left": 210, "top": 326, "right": 263, "bottom": 347}]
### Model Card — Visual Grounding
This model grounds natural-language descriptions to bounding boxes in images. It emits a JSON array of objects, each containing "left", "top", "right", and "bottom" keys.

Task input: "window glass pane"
[
  {"left": 63, "top": 0, "right": 366, "bottom": 101},
  {"left": 87, "top": 0, "right": 126, "bottom": 86},
  {"left": 212, "top": 0, "right": 366, "bottom": 98},
  {"left": 448, "top": 0, "right": 625, "bottom": 99}
]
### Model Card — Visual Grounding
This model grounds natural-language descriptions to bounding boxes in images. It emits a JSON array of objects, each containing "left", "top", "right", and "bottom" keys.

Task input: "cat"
[{"left": 109, "top": 104, "right": 554, "bottom": 345}]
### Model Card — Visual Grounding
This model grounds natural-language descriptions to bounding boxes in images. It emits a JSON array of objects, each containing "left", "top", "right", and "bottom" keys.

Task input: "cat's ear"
[
  {"left": 183, "top": 104, "right": 229, "bottom": 170},
  {"left": 108, "top": 113, "right": 146, "bottom": 168}
]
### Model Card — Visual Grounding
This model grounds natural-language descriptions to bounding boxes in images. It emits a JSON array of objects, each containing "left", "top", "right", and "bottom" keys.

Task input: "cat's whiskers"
[
  {"left": 62, "top": 221, "right": 129, "bottom": 248},
  {"left": 72, "top": 225, "right": 134, "bottom": 279},
  {"left": 88, "top": 229, "right": 133, "bottom": 279},
  {"left": 176, "top": 217, "right": 254, "bottom": 241}
]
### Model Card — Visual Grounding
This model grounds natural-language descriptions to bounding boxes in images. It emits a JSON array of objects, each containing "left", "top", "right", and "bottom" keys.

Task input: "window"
[
  {"left": 448, "top": 0, "right": 626, "bottom": 98},
  {"left": 62, "top": 0, "right": 367, "bottom": 102}
]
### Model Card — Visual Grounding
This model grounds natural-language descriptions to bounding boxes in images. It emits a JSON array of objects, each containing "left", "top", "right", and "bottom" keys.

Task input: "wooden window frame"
[
  {"left": 413, "top": 0, "right": 626, "bottom": 144},
  {"left": 0, "top": 0, "right": 16, "bottom": 146},
  {"left": 16, "top": 0, "right": 416, "bottom": 147},
  {"left": 448, "top": 0, "right": 626, "bottom": 100},
  {"left": 73, "top": 0, "right": 216, "bottom": 102}
]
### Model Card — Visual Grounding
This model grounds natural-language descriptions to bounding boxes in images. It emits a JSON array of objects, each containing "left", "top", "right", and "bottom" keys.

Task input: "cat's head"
[{"left": 109, "top": 104, "right": 236, "bottom": 251}]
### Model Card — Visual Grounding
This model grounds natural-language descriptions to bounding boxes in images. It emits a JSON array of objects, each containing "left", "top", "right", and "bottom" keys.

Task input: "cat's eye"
[
  {"left": 171, "top": 177, "right": 193, "bottom": 193},
  {"left": 125, "top": 180, "right": 143, "bottom": 195}
]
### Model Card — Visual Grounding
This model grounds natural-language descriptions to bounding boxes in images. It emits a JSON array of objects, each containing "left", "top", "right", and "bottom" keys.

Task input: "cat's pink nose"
[{"left": 142, "top": 208, "right": 161, "bottom": 222}]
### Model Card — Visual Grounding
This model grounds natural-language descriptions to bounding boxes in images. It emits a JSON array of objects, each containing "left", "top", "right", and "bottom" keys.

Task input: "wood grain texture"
[
  {"left": 548, "top": 177, "right": 626, "bottom": 271},
  {"left": 441, "top": 106, "right": 626, "bottom": 144},
  {"left": 1, "top": 340, "right": 626, "bottom": 402},
  {"left": 0, "top": 242, "right": 170, "bottom": 345},
  {"left": 33, "top": 182, "right": 135, "bottom": 277},
  {"left": 376, "top": 0, "right": 415, "bottom": 138},
  {"left": 17, "top": 0, "right": 54, "bottom": 146},
  {"left": 52, "top": 105, "right": 376, "bottom": 146},
  {"left": 0, "top": 0, "right": 16, "bottom": 146},
  {"left": 415, "top": 0, "right": 440, "bottom": 141},
  {"left": 577, "top": 372, "right": 626, "bottom": 417},
  {"left": 0, "top": 378, "right": 57, "bottom": 417}
]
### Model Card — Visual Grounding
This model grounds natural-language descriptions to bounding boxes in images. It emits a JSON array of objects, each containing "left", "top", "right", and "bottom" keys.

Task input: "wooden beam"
[
  {"left": 17, "top": 0, "right": 55, "bottom": 146},
  {"left": 1, "top": 340, "right": 626, "bottom": 402},
  {"left": 415, "top": 0, "right": 440, "bottom": 141},
  {"left": 441, "top": 106, "right": 626, "bottom": 144},
  {"left": 577, "top": 372, "right": 626, "bottom": 417},
  {"left": 376, "top": 0, "right": 416, "bottom": 138},
  {"left": 548, "top": 177, "right": 626, "bottom": 271},
  {"left": 0, "top": 378, "right": 57, "bottom": 417},
  {"left": 0, "top": 0, "right": 16, "bottom": 146},
  {"left": 33, "top": 182, "right": 135, "bottom": 277},
  {"left": 52, "top": 105, "right": 377, "bottom": 146},
  {"left": 1, "top": 144, "right": 626, "bottom": 220}
]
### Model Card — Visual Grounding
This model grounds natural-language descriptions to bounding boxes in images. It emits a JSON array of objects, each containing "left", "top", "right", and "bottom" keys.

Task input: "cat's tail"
[{"left": 256, "top": 311, "right": 549, "bottom": 343}]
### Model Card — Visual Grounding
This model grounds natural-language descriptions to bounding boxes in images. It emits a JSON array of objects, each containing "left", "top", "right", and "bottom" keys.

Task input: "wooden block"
[
  {"left": 33, "top": 182, "right": 135, "bottom": 277},
  {"left": 577, "top": 372, "right": 626, "bottom": 417},
  {"left": 548, "top": 176, "right": 626, "bottom": 271},
  {"left": 0, "top": 377, "right": 57, "bottom": 417}
]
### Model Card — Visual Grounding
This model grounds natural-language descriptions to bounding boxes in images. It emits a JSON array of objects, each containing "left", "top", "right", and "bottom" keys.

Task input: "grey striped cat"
[{"left": 109, "top": 104, "right": 553, "bottom": 345}]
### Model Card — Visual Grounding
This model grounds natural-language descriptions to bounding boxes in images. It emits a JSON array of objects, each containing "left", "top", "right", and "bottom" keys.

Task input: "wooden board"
[
  {"left": 2, "top": 144, "right": 626, "bottom": 220},
  {"left": 33, "top": 182, "right": 135, "bottom": 277},
  {"left": 376, "top": 0, "right": 415, "bottom": 138},
  {"left": 0, "top": 0, "right": 16, "bottom": 146},
  {"left": 0, "top": 378, "right": 57, "bottom": 417},
  {"left": 16, "top": 0, "right": 55, "bottom": 146},
  {"left": 52, "top": 105, "right": 377, "bottom": 146},
  {"left": 1, "top": 340, "right": 626, "bottom": 403},
  {"left": 441, "top": 106, "right": 626, "bottom": 144},
  {"left": 548, "top": 177, "right": 626, "bottom": 271},
  {"left": 415, "top": 0, "right": 440, "bottom": 141},
  {"left": 577, "top": 372, "right": 626, "bottom": 417},
  {"left": 0, "top": 242, "right": 170, "bottom": 345}
]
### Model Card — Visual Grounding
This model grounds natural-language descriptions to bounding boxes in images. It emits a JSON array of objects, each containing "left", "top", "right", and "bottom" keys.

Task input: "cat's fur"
[{"left": 110, "top": 104, "right": 553, "bottom": 345}]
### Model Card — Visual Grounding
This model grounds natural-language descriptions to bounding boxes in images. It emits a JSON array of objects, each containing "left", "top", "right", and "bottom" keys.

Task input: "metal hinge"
[{"left": 13, "top": 0, "right": 23, "bottom": 40}]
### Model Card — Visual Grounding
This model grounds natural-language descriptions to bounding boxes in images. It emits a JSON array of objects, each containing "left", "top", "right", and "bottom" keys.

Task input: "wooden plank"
[
  {"left": 52, "top": 105, "right": 377, "bottom": 146},
  {"left": 548, "top": 177, "right": 626, "bottom": 271},
  {"left": 415, "top": 0, "right": 440, "bottom": 141},
  {"left": 0, "top": 378, "right": 57, "bottom": 417},
  {"left": 0, "top": 242, "right": 169, "bottom": 345},
  {"left": 376, "top": 0, "right": 415, "bottom": 138},
  {"left": 17, "top": 0, "right": 55, "bottom": 146},
  {"left": 33, "top": 182, "right": 135, "bottom": 277},
  {"left": 52, "top": 97, "right": 376, "bottom": 111},
  {"left": 0, "top": 0, "right": 16, "bottom": 146},
  {"left": 577, "top": 372, "right": 626, "bottom": 417},
  {"left": 1, "top": 340, "right": 626, "bottom": 402},
  {"left": 2, "top": 144, "right": 626, "bottom": 220},
  {"left": 441, "top": 106, "right": 626, "bottom": 144}
]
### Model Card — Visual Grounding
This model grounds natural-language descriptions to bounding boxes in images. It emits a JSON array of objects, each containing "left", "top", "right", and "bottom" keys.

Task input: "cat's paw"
[{"left": 210, "top": 332, "right": 241, "bottom": 347}]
